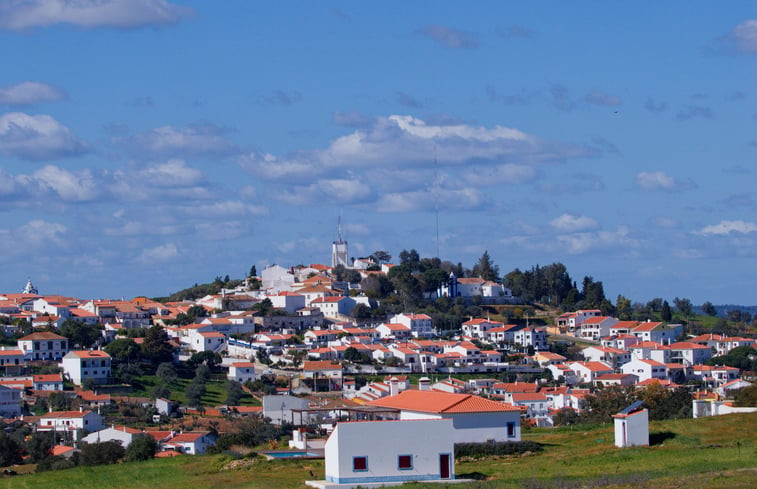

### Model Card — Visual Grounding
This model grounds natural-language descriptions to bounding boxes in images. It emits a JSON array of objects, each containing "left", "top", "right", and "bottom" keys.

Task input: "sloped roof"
[{"left": 368, "top": 389, "right": 519, "bottom": 413}]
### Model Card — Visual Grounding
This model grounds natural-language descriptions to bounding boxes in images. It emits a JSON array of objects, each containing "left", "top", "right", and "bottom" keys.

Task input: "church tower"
[
  {"left": 23, "top": 278, "right": 38, "bottom": 295},
  {"left": 331, "top": 217, "right": 349, "bottom": 268}
]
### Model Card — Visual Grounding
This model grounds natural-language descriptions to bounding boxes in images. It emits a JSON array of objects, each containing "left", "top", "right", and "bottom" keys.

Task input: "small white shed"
[{"left": 613, "top": 400, "right": 649, "bottom": 448}]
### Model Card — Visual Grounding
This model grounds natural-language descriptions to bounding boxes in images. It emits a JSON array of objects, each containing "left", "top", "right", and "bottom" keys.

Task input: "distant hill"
[{"left": 693, "top": 304, "right": 757, "bottom": 317}]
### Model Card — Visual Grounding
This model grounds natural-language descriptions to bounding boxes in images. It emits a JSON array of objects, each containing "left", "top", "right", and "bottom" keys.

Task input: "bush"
[
  {"left": 78, "top": 440, "right": 125, "bottom": 466},
  {"left": 124, "top": 434, "right": 157, "bottom": 462},
  {"left": 454, "top": 440, "right": 542, "bottom": 459}
]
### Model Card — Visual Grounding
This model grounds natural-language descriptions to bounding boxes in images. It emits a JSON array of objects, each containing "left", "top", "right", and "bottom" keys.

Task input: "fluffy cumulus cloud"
[
  {"left": 239, "top": 114, "right": 597, "bottom": 209},
  {"left": 417, "top": 25, "right": 478, "bottom": 49},
  {"left": 634, "top": 171, "right": 692, "bottom": 191},
  {"left": 549, "top": 213, "right": 599, "bottom": 232},
  {"left": 697, "top": 220, "right": 757, "bottom": 236},
  {"left": 0, "top": 0, "right": 192, "bottom": 30},
  {"left": 0, "top": 82, "right": 67, "bottom": 106},
  {"left": 0, "top": 112, "right": 88, "bottom": 160},
  {"left": 720, "top": 19, "right": 757, "bottom": 55},
  {"left": 33, "top": 165, "right": 100, "bottom": 201},
  {"left": 139, "top": 243, "right": 179, "bottom": 263},
  {"left": 115, "top": 123, "right": 238, "bottom": 158}
]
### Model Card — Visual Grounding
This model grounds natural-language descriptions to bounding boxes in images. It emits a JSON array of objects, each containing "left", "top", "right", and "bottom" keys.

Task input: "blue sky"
[{"left": 0, "top": 1, "right": 755, "bottom": 305}]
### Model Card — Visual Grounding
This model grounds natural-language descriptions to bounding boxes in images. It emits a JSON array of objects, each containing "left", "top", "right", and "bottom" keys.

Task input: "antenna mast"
[{"left": 434, "top": 144, "right": 440, "bottom": 259}]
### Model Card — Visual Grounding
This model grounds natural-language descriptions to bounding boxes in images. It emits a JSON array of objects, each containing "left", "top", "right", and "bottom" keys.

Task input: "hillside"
[{"left": 3, "top": 413, "right": 754, "bottom": 489}]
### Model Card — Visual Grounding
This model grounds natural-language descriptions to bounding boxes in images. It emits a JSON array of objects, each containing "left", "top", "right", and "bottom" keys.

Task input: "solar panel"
[{"left": 618, "top": 400, "right": 643, "bottom": 415}]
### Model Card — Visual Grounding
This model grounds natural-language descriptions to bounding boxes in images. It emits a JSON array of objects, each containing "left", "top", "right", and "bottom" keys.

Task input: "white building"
[
  {"left": 38, "top": 409, "right": 104, "bottom": 439},
  {"left": 228, "top": 362, "right": 256, "bottom": 383},
  {"left": 269, "top": 292, "right": 306, "bottom": 314},
  {"left": 369, "top": 390, "right": 521, "bottom": 444},
  {"left": 318, "top": 419, "right": 455, "bottom": 486},
  {"left": 261, "top": 265, "right": 295, "bottom": 293},
  {"left": 0, "top": 385, "right": 21, "bottom": 418},
  {"left": 62, "top": 350, "right": 111, "bottom": 385},
  {"left": 613, "top": 403, "right": 649, "bottom": 448},
  {"left": 18, "top": 332, "right": 69, "bottom": 361},
  {"left": 390, "top": 313, "right": 434, "bottom": 338},
  {"left": 513, "top": 327, "right": 548, "bottom": 351},
  {"left": 621, "top": 358, "right": 667, "bottom": 383}
]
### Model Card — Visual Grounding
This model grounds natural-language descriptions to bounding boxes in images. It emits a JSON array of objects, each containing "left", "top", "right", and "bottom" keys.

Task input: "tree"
[
  {"left": 104, "top": 338, "right": 139, "bottom": 362},
  {"left": 60, "top": 319, "right": 101, "bottom": 348},
  {"left": 733, "top": 383, "right": 757, "bottom": 407},
  {"left": 151, "top": 384, "right": 171, "bottom": 400},
  {"left": 78, "top": 441, "right": 125, "bottom": 466},
  {"left": 472, "top": 251, "right": 500, "bottom": 281},
  {"left": 249, "top": 265, "right": 257, "bottom": 278},
  {"left": 552, "top": 408, "right": 580, "bottom": 426},
  {"left": 701, "top": 301, "right": 717, "bottom": 316},
  {"left": 370, "top": 250, "right": 392, "bottom": 265},
  {"left": 673, "top": 297, "right": 693, "bottom": 317},
  {"left": 115, "top": 362, "right": 142, "bottom": 384},
  {"left": 616, "top": 295, "right": 632, "bottom": 320},
  {"left": 661, "top": 300, "right": 672, "bottom": 322},
  {"left": 398, "top": 249, "right": 420, "bottom": 271},
  {"left": 124, "top": 434, "right": 157, "bottom": 462},
  {"left": 226, "top": 380, "right": 243, "bottom": 406},
  {"left": 141, "top": 326, "right": 174, "bottom": 364},
  {"left": 0, "top": 430, "right": 22, "bottom": 467},
  {"left": 156, "top": 362, "right": 177, "bottom": 385},
  {"left": 186, "top": 380, "right": 206, "bottom": 408},
  {"left": 350, "top": 303, "right": 372, "bottom": 320},
  {"left": 189, "top": 351, "right": 222, "bottom": 368}
]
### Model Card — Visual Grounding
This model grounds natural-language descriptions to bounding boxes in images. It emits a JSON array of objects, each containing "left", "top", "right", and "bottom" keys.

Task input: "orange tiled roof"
[{"left": 368, "top": 389, "right": 519, "bottom": 413}]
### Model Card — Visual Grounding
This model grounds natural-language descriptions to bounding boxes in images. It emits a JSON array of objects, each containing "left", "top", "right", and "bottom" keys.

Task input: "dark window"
[
  {"left": 398, "top": 455, "right": 413, "bottom": 470},
  {"left": 353, "top": 456, "right": 367, "bottom": 471},
  {"left": 507, "top": 422, "right": 516, "bottom": 438},
  {"left": 48, "top": 341, "right": 53, "bottom": 350}
]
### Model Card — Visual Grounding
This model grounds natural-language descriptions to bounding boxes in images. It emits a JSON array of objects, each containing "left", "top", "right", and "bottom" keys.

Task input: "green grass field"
[
  {"left": 2, "top": 413, "right": 755, "bottom": 489},
  {"left": 129, "top": 373, "right": 260, "bottom": 407}
]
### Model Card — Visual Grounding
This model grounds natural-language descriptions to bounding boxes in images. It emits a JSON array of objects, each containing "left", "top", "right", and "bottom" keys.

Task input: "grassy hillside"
[{"left": 2, "top": 413, "right": 755, "bottom": 489}]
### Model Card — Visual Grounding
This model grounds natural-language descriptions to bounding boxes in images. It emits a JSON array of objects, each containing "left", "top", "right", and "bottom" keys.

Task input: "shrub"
[{"left": 454, "top": 440, "right": 543, "bottom": 459}]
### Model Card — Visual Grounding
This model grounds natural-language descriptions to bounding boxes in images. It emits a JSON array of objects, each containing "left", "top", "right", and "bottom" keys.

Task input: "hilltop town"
[{"left": 0, "top": 244, "right": 755, "bottom": 485}]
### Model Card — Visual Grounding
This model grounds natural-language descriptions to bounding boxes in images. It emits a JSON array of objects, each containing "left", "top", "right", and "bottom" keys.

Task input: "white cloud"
[
  {"left": 0, "top": 112, "right": 88, "bottom": 160},
  {"left": 139, "top": 243, "right": 179, "bottom": 263},
  {"left": 556, "top": 226, "right": 634, "bottom": 255},
  {"left": 652, "top": 217, "right": 679, "bottom": 229},
  {"left": 0, "top": 0, "right": 192, "bottom": 30},
  {"left": 118, "top": 123, "right": 237, "bottom": 158},
  {"left": 549, "top": 213, "right": 599, "bottom": 232},
  {"left": 33, "top": 165, "right": 99, "bottom": 201},
  {"left": 278, "top": 179, "right": 375, "bottom": 206},
  {"left": 0, "top": 82, "right": 66, "bottom": 106},
  {"left": 417, "top": 25, "right": 478, "bottom": 49},
  {"left": 723, "top": 19, "right": 757, "bottom": 54},
  {"left": 634, "top": 171, "right": 677, "bottom": 191},
  {"left": 697, "top": 220, "right": 757, "bottom": 236},
  {"left": 376, "top": 187, "right": 482, "bottom": 213},
  {"left": 136, "top": 159, "right": 205, "bottom": 187},
  {"left": 18, "top": 219, "right": 67, "bottom": 247},
  {"left": 466, "top": 163, "right": 537, "bottom": 184},
  {"left": 240, "top": 114, "right": 594, "bottom": 184}
]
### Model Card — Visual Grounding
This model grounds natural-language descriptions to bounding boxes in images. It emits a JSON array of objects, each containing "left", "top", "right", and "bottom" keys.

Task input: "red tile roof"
[{"left": 368, "top": 390, "right": 519, "bottom": 413}]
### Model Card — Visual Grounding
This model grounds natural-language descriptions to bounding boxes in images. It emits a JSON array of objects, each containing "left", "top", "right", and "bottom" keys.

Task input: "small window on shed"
[
  {"left": 398, "top": 454, "right": 413, "bottom": 470},
  {"left": 353, "top": 456, "right": 368, "bottom": 471}
]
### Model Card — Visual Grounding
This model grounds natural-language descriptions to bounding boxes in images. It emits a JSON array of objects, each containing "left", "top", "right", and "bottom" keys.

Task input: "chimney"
[
  {"left": 79, "top": 406, "right": 84, "bottom": 412},
  {"left": 389, "top": 377, "right": 399, "bottom": 397},
  {"left": 418, "top": 377, "right": 430, "bottom": 391}
]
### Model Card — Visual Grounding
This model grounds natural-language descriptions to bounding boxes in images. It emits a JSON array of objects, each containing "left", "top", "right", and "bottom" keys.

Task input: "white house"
[
  {"left": 33, "top": 374, "right": 64, "bottom": 391},
  {"left": 18, "top": 332, "right": 69, "bottom": 361},
  {"left": 579, "top": 316, "right": 619, "bottom": 341},
  {"left": 165, "top": 431, "right": 216, "bottom": 455},
  {"left": 261, "top": 265, "right": 295, "bottom": 293},
  {"left": 631, "top": 322, "right": 683, "bottom": 344},
  {"left": 82, "top": 425, "right": 143, "bottom": 447},
  {"left": 377, "top": 323, "right": 413, "bottom": 340},
  {"left": 668, "top": 342, "right": 712, "bottom": 366},
  {"left": 228, "top": 362, "right": 256, "bottom": 383},
  {"left": 582, "top": 346, "right": 631, "bottom": 369},
  {"left": 369, "top": 390, "right": 521, "bottom": 444},
  {"left": 389, "top": 313, "right": 434, "bottom": 338},
  {"left": 317, "top": 419, "right": 455, "bottom": 486},
  {"left": 513, "top": 327, "right": 548, "bottom": 351},
  {"left": 568, "top": 361, "right": 614, "bottom": 384},
  {"left": 269, "top": 291, "right": 306, "bottom": 314},
  {"left": 621, "top": 358, "right": 667, "bottom": 383},
  {"left": 38, "top": 409, "right": 104, "bottom": 439},
  {"left": 310, "top": 296, "right": 356, "bottom": 318},
  {"left": 61, "top": 350, "right": 111, "bottom": 385}
]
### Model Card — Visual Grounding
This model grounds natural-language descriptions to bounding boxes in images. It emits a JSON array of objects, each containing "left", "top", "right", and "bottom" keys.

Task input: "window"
[
  {"left": 398, "top": 454, "right": 413, "bottom": 470},
  {"left": 352, "top": 456, "right": 368, "bottom": 471},
  {"left": 507, "top": 422, "right": 516, "bottom": 438}
]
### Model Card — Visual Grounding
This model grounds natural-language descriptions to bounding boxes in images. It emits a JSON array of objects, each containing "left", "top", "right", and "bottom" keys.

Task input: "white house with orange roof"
[
  {"left": 581, "top": 345, "right": 631, "bottom": 368},
  {"left": 389, "top": 313, "right": 433, "bottom": 337},
  {"left": 164, "top": 431, "right": 216, "bottom": 455},
  {"left": 269, "top": 291, "right": 306, "bottom": 314},
  {"left": 579, "top": 316, "right": 619, "bottom": 341},
  {"left": 484, "top": 324, "right": 523, "bottom": 344},
  {"left": 668, "top": 341, "right": 712, "bottom": 366},
  {"left": 602, "top": 333, "right": 639, "bottom": 350},
  {"left": 513, "top": 327, "right": 548, "bottom": 350},
  {"left": 568, "top": 361, "right": 614, "bottom": 383},
  {"left": 228, "top": 362, "right": 256, "bottom": 383},
  {"left": 377, "top": 323, "right": 413, "bottom": 340},
  {"left": 556, "top": 309, "right": 601, "bottom": 334},
  {"left": 461, "top": 318, "right": 502, "bottom": 339},
  {"left": 691, "top": 365, "right": 741, "bottom": 387},
  {"left": 533, "top": 351, "right": 567, "bottom": 367},
  {"left": 368, "top": 389, "right": 521, "bottom": 443},
  {"left": 69, "top": 307, "right": 100, "bottom": 325},
  {"left": 609, "top": 321, "right": 640, "bottom": 335},
  {"left": 314, "top": 418, "right": 456, "bottom": 487},
  {"left": 18, "top": 331, "right": 69, "bottom": 361},
  {"left": 629, "top": 341, "right": 672, "bottom": 363},
  {"left": 593, "top": 373, "right": 638, "bottom": 387},
  {"left": 38, "top": 408, "right": 104, "bottom": 439},
  {"left": 33, "top": 374, "right": 63, "bottom": 391},
  {"left": 631, "top": 321, "right": 683, "bottom": 344},
  {"left": 621, "top": 358, "right": 668, "bottom": 383},
  {"left": 310, "top": 296, "right": 356, "bottom": 318},
  {"left": 0, "top": 349, "right": 25, "bottom": 369},
  {"left": 62, "top": 350, "right": 111, "bottom": 385}
]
